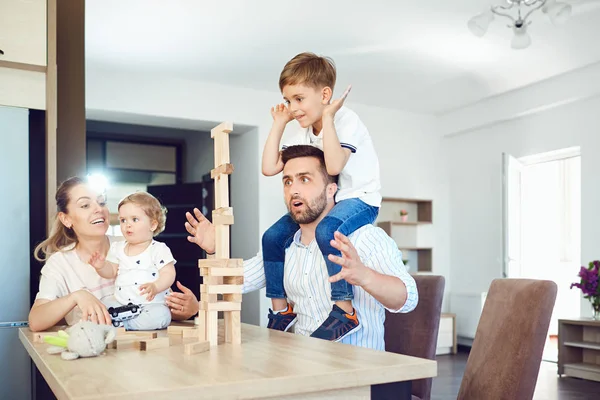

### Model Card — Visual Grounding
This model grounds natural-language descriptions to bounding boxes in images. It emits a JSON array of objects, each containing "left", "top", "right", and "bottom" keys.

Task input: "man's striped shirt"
[{"left": 243, "top": 224, "right": 418, "bottom": 350}]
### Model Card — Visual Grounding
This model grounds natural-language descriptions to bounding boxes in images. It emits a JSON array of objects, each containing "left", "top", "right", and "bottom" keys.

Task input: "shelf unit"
[
  {"left": 436, "top": 313, "right": 457, "bottom": 355},
  {"left": 558, "top": 318, "right": 600, "bottom": 382},
  {"left": 376, "top": 197, "right": 433, "bottom": 273}
]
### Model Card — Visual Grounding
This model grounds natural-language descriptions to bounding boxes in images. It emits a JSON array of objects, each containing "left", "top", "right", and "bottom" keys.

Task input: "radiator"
[{"left": 450, "top": 292, "right": 488, "bottom": 339}]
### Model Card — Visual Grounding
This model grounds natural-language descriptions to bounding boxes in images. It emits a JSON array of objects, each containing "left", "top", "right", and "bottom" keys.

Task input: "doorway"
[{"left": 503, "top": 147, "right": 581, "bottom": 362}]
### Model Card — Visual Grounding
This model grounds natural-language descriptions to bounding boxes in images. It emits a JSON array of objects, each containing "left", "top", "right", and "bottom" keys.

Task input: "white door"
[{"left": 502, "top": 153, "right": 524, "bottom": 278}]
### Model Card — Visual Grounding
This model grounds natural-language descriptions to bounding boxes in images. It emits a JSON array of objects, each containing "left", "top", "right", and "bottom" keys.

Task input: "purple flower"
[{"left": 571, "top": 261, "right": 600, "bottom": 298}]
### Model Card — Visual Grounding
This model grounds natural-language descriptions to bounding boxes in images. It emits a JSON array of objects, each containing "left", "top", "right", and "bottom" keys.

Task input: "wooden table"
[{"left": 20, "top": 322, "right": 437, "bottom": 400}]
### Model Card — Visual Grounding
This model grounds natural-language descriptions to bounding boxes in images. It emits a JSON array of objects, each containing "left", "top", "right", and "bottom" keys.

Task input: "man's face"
[{"left": 282, "top": 157, "right": 331, "bottom": 224}]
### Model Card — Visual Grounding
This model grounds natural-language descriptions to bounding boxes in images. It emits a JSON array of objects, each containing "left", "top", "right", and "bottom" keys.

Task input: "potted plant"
[
  {"left": 571, "top": 260, "right": 600, "bottom": 320},
  {"left": 400, "top": 209, "right": 408, "bottom": 222}
]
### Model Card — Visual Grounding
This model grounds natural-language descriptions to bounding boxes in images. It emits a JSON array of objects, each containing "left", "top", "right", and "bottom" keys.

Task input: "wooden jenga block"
[
  {"left": 184, "top": 340, "right": 210, "bottom": 355},
  {"left": 201, "top": 284, "right": 242, "bottom": 295},
  {"left": 213, "top": 214, "right": 234, "bottom": 225},
  {"left": 214, "top": 136, "right": 222, "bottom": 165},
  {"left": 200, "top": 301, "right": 242, "bottom": 311},
  {"left": 207, "top": 310, "right": 219, "bottom": 346},
  {"left": 215, "top": 225, "right": 229, "bottom": 259},
  {"left": 212, "top": 207, "right": 234, "bottom": 225},
  {"left": 224, "top": 311, "right": 232, "bottom": 343},
  {"left": 195, "top": 309, "right": 207, "bottom": 341},
  {"left": 110, "top": 339, "right": 140, "bottom": 350},
  {"left": 210, "top": 121, "right": 233, "bottom": 138},
  {"left": 202, "top": 276, "right": 224, "bottom": 285},
  {"left": 115, "top": 331, "right": 158, "bottom": 341},
  {"left": 220, "top": 133, "right": 230, "bottom": 164},
  {"left": 213, "top": 130, "right": 231, "bottom": 165},
  {"left": 200, "top": 293, "right": 218, "bottom": 303},
  {"left": 134, "top": 331, "right": 159, "bottom": 338},
  {"left": 223, "top": 276, "right": 244, "bottom": 285},
  {"left": 214, "top": 175, "right": 230, "bottom": 210},
  {"left": 182, "top": 328, "right": 200, "bottom": 338},
  {"left": 210, "top": 163, "right": 234, "bottom": 179},
  {"left": 138, "top": 337, "right": 170, "bottom": 351},
  {"left": 199, "top": 258, "right": 243, "bottom": 269},
  {"left": 223, "top": 293, "right": 243, "bottom": 303},
  {"left": 115, "top": 327, "right": 126, "bottom": 335},
  {"left": 167, "top": 325, "right": 195, "bottom": 335},
  {"left": 214, "top": 206, "right": 233, "bottom": 216},
  {"left": 225, "top": 310, "right": 241, "bottom": 344},
  {"left": 200, "top": 267, "right": 244, "bottom": 277}
]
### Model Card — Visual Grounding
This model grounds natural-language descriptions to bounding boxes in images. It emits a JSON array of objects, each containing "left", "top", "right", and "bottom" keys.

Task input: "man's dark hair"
[{"left": 281, "top": 145, "right": 338, "bottom": 185}]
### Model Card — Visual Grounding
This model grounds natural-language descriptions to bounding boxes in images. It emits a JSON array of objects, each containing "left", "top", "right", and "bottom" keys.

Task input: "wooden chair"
[{"left": 374, "top": 275, "right": 446, "bottom": 400}]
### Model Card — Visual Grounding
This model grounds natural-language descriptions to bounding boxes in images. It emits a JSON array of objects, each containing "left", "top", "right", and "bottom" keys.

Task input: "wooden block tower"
[{"left": 184, "top": 121, "right": 244, "bottom": 355}]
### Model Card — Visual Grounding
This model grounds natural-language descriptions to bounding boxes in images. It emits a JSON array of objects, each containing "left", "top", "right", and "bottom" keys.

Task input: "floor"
[{"left": 431, "top": 349, "right": 600, "bottom": 400}]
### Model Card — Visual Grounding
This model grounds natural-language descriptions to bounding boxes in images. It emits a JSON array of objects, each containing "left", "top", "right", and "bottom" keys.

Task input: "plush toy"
[{"left": 44, "top": 321, "right": 116, "bottom": 360}]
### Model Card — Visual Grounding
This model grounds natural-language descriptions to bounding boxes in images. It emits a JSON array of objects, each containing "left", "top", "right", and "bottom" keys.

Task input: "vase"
[
  {"left": 401, "top": 215, "right": 408, "bottom": 222},
  {"left": 594, "top": 304, "right": 600, "bottom": 320}
]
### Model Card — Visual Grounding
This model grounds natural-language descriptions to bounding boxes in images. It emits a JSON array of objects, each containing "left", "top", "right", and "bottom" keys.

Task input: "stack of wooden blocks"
[{"left": 184, "top": 121, "right": 244, "bottom": 355}]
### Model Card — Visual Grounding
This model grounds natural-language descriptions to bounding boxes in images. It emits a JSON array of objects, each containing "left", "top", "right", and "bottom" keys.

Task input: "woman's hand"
[
  {"left": 70, "top": 289, "right": 111, "bottom": 325},
  {"left": 166, "top": 281, "right": 199, "bottom": 320}
]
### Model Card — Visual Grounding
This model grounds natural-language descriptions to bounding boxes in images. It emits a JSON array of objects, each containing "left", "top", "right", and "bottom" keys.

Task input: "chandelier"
[{"left": 467, "top": 0, "right": 572, "bottom": 49}]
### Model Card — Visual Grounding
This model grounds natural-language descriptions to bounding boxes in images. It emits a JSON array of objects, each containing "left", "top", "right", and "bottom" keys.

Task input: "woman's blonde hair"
[
  {"left": 118, "top": 192, "right": 167, "bottom": 236},
  {"left": 34, "top": 177, "right": 85, "bottom": 262}
]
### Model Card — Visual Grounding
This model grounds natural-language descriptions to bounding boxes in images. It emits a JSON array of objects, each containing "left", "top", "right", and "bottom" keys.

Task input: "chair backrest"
[
  {"left": 384, "top": 274, "right": 445, "bottom": 400},
  {"left": 458, "top": 279, "right": 557, "bottom": 400}
]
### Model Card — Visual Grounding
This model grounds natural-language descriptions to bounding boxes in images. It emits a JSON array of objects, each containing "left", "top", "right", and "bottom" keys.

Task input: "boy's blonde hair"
[
  {"left": 279, "top": 52, "right": 336, "bottom": 92},
  {"left": 118, "top": 192, "right": 167, "bottom": 236}
]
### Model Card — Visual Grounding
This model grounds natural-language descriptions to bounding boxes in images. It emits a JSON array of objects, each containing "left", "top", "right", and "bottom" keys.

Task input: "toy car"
[{"left": 107, "top": 303, "right": 143, "bottom": 327}]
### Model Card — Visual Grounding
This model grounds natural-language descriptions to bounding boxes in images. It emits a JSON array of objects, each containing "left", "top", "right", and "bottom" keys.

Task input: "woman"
[{"left": 28, "top": 177, "right": 199, "bottom": 332}]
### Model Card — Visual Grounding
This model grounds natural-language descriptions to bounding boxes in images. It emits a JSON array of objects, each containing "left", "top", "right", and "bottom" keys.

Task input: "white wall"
[
  {"left": 230, "top": 129, "right": 261, "bottom": 324},
  {"left": 444, "top": 95, "right": 600, "bottom": 333},
  {"left": 86, "top": 66, "right": 450, "bottom": 324},
  {"left": 184, "top": 132, "right": 214, "bottom": 183}
]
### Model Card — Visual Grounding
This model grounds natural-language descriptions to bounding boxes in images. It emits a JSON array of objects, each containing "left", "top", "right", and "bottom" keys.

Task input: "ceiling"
[{"left": 85, "top": 0, "right": 600, "bottom": 115}]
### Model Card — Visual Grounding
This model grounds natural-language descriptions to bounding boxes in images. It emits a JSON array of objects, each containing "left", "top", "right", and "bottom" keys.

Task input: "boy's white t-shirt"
[
  {"left": 281, "top": 106, "right": 382, "bottom": 207},
  {"left": 106, "top": 239, "right": 175, "bottom": 306},
  {"left": 35, "top": 235, "right": 123, "bottom": 326}
]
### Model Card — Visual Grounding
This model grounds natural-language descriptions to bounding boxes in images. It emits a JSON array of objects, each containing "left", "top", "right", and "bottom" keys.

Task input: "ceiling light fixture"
[{"left": 468, "top": 0, "right": 572, "bottom": 49}]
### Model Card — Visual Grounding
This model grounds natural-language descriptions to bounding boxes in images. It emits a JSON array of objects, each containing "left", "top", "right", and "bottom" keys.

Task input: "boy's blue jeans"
[{"left": 263, "top": 198, "right": 379, "bottom": 302}]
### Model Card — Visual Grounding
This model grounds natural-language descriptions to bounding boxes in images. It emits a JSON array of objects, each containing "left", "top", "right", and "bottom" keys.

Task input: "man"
[{"left": 184, "top": 145, "right": 417, "bottom": 350}]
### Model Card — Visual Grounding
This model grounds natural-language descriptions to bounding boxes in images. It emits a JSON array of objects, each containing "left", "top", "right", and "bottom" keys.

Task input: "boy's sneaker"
[
  {"left": 267, "top": 304, "right": 297, "bottom": 332},
  {"left": 310, "top": 305, "right": 361, "bottom": 342}
]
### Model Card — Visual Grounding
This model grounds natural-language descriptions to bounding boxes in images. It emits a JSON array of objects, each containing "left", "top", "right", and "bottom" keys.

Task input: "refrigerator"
[{"left": 0, "top": 105, "right": 33, "bottom": 400}]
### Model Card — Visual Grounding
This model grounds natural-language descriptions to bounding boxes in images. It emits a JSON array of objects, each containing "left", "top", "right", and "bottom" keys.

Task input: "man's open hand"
[
  {"left": 328, "top": 230, "right": 373, "bottom": 288},
  {"left": 185, "top": 208, "right": 216, "bottom": 254}
]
